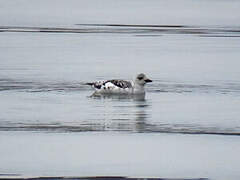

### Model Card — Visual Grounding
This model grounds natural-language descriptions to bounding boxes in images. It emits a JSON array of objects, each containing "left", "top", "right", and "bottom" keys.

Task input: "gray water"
[
  {"left": 1, "top": 24, "right": 240, "bottom": 135},
  {"left": 1, "top": 0, "right": 240, "bottom": 180}
]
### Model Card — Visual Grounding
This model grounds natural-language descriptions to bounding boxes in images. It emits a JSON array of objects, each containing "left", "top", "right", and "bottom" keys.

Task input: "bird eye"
[{"left": 138, "top": 76, "right": 143, "bottom": 80}]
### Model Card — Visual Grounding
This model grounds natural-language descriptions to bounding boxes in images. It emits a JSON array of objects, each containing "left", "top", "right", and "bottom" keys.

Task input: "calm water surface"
[{"left": 0, "top": 24, "right": 240, "bottom": 135}]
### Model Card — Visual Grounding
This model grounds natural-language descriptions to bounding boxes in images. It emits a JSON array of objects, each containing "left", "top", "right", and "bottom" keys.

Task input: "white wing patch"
[
  {"left": 96, "top": 81, "right": 131, "bottom": 94},
  {"left": 104, "top": 82, "right": 118, "bottom": 90},
  {"left": 87, "top": 79, "right": 133, "bottom": 94}
]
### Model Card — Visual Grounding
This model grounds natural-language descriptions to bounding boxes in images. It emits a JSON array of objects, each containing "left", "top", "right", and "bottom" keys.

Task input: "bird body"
[{"left": 86, "top": 73, "right": 152, "bottom": 95}]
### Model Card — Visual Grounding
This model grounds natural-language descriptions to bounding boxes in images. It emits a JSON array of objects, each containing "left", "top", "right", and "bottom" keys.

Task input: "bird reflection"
[
  {"left": 90, "top": 92, "right": 146, "bottom": 101},
  {"left": 89, "top": 93, "right": 151, "bottom": 132},
  {"left": 133, "top": 100, "right": 151, "bottom": 133}
]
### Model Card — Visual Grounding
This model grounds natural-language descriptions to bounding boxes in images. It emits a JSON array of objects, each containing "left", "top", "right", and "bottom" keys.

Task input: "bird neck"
[{"left": 133, "top": 82, "right": 145, "bottom": 94}]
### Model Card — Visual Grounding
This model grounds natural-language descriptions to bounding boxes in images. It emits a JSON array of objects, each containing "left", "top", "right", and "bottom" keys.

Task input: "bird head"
[{"left": 135, "top": 73, "right": 152, "bottom": 86}]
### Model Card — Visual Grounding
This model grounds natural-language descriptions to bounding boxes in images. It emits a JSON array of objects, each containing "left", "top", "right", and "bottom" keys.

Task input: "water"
[
  {"left": 1, "top": 0, "right": 240, "bottom": 180},
  {"left": 1, "top": 26, "right": 240, "bottom": 135}
]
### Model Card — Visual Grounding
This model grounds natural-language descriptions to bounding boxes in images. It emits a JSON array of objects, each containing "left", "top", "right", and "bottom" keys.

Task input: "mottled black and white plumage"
[
  {"left": 87, "top": 79, "right": 132, "bottom": 89},
  {"left": 86, "top": 73, "right": 152, "bottom": 95}
]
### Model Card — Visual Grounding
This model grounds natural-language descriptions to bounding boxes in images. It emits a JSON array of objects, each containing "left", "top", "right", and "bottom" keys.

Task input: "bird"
[{"left": 86, "top": 73, "right": 152, "bottom": 95}]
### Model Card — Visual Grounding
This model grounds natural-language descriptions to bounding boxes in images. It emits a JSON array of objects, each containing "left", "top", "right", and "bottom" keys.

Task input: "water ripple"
[
  {"left": 1, "top": 24, "right": 240, "bottom": 37},
  {"left": 0, "top": 121, "right": 239, "bottom": 136},
  {"left": 1, "top": 78, "right": 240, "bottom": 95},
  {"left": 0, "top": 175, "right": 209, "bottom": 180},
  {"left": 0, "top": 78, "right": 88, "bottom": 92}
]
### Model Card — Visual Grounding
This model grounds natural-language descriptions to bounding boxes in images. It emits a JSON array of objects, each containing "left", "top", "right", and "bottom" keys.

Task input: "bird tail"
[{"left": 85, "top": 82, "right": 94, "bottom": 86}]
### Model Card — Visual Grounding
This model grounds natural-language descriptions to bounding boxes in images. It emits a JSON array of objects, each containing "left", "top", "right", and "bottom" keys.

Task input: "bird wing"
[
  {"left": 86, "top": 81, "right": 104, "bottom": 89},
  {"left": 104, "top": 80, "right": 132, "bottom": 89},
  {"left": 86, "top": 79, "right": 132, "bottom": 90}
]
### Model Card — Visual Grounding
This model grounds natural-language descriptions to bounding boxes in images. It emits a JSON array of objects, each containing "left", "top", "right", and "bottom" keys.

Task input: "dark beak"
[{"left": 145, "top": 79, "right": 152, "bottom": 83}]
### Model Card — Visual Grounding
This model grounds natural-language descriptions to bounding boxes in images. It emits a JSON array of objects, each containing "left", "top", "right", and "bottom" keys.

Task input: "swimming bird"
[{"left": 86, "top": 73, "right": 152, "bottom": 95}]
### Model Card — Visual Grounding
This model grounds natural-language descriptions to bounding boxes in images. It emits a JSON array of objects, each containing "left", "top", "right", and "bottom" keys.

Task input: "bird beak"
[{"left": 145, "top": 79, "right": 152, "bottom": 83}]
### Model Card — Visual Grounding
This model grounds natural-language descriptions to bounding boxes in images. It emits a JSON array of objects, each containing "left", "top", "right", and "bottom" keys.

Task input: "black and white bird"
[{"left": 86, "top": 73, "right": 152, "bottom": 95}]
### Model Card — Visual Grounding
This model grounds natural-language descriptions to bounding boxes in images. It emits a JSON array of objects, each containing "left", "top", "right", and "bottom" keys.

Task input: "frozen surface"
[
  {"left": 0, "top": 0, "right": 240, "bottom": 27},
  {"left": 0, "top": 131, "right": 240, "bottom": 180}
]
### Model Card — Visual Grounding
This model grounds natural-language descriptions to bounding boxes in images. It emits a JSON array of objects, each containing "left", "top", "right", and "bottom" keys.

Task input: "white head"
[{"left": 134, "top": 73, "right": 152, "bottom": 86}]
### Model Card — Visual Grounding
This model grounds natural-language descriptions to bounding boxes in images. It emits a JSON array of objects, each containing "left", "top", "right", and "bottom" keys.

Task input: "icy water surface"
[{"left": 1, "top": 0, "right": 240, "bottom": 179}]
